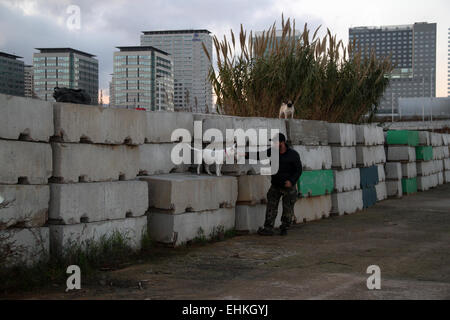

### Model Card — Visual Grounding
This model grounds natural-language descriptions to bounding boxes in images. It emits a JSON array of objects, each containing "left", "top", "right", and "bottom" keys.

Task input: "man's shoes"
[
  {"left": 280, "top": 227, "right": 288, "bottom": 236},
  {"left": 257, "top": 227, "right": 274, "bottom": 236}
]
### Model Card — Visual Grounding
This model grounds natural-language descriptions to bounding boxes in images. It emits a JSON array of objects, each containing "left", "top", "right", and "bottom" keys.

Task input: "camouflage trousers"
[{"left": 264, "top": 184, "right": 297, "bottom": 229}]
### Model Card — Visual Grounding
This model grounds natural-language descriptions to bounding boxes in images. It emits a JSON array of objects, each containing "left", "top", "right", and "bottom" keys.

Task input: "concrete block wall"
[{"left": 0, "top": 95, "right": 52, "bottom": 267}]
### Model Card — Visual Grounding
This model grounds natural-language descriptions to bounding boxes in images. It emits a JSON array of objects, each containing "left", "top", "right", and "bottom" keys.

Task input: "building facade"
[
  {"left": 0, "top": 51, "right": 24, "bottom": 96},
  {"left": 33, "top": 48, "right": 98, "bottom": 104},
  {"left": 112, "top": 46, "right": 174, "bottom": 111},
  {"left": 448, "top": 27, "right": 449, "bottom": 97},
  {"left": 349, "top": 22, "right": 436, "bottom": 114},
  {"left": 24, "top": 65, "right": 35, "bottom": 98},
  {"left": 140, "top": 29, "right": 213, "bottom": 113}
]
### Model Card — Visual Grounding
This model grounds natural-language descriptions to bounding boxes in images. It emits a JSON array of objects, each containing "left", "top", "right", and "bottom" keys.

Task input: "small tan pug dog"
[{"left": 279, "top": 100, "right": 295, "bottom": 119}]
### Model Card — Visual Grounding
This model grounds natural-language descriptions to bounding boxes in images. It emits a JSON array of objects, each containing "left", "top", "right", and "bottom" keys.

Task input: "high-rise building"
[
  {"left": 349, "top": 22, "right": 436, "bottom": 114},
  {"left": 0, "top": 51, "right": 24, "bottom": 97},
  {"left": 109, "top": 78, "right": 115, "bottom": 107},
  {"left": 140, "top": 29, "right": 213, "bottom": 113},
  {"left": 33, "top": 48, "right": 99, "bottom": 104},
  {"left": 112, "top": 46, "right": 174, "bottom": 111},
  {"left": 253, "top": 29, "right": 302, "bottom": 55},
  {"left": 24, "top": 65, "right": 35, "bottom": 98}
]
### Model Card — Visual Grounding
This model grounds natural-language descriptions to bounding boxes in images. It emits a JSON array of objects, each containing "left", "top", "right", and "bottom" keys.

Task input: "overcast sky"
[{"left": 0, "top": 0, "right": 448, "bottom": 101}]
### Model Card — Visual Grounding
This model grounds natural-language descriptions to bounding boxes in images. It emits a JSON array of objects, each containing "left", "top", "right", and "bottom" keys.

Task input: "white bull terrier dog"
[{"left": 189, "top": 143, "right": 243, "bottom": 177}]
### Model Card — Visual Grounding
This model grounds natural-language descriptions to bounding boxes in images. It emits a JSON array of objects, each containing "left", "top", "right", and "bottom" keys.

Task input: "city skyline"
[{"left": 0, "top": 0, "right": 449, "bottom": 103}]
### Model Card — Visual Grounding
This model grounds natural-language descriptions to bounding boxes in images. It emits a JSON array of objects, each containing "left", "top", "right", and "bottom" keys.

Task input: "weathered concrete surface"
[
  {"left": 417, "top": 174, "right": 438, "bottom": 191},
  {"left": 360, "top": 166, "right": 379, "bottom": 189},
  {"left": 377, "top": 164, "right": 386, "bottom": 182},
  {"left": 333, "top": 168, "right": 360, "bottom": 193},
  {"left": 50, "top": 216, "right": 147, "bottom": 255},
  {"left": 327, "top": 123, "right": 356, "bottom": 146},
  {"left": 418, "top": 131, "right": 431, "bottom": 146},
  {"left": 402, "top": 178, "right": 418, "bottom": 195},
  {"left": 292, "top": 145, "right": 332, "bottom": 170},
  {"left": 417, "top": 161, "right": 435, "bottom": 176},
  {"left": 141, "top": 174, "right": 237, "bottom": 214},
  {"left": 7, "top": 184, "right": 450, "bottom": 300},
  {"left": 235, "top": 204, "right": 282, "bottom": 233},
  {"left": 375, "top": 182, "right": 387, "bottom": 201},
  {"left": 0, "top": 140, "right": 52, "bottom": 185},
  {"left": 445, "top": 171, "right": 450, "bottom": 183},
  {"left": 401, "top": 162, "right": 417, "bottom": 179},
  {"left": 437, "top": 172, "right": 444, "bottom": 186},
  {"left": 0, "top": 94, "right": 54, "bottom": 142},
  {"left": 145, "top": 112, "right": 193, "bottom": 144},
  {"left": 355, "top": 125, "right": 384, "bottom": 146},
  {"left": 433, "top": 146, "right": 446, "bottom": 160},
  {"left": 331, "top": 190, "right": 363, "bottom": 216},
  {"left": 148, "top": 208, "right": 235, "bottom": 246},
  {"left": 237, "top": 175, "right": 271, "bottom": 205},
  {"left": 362, "top": 187, "right": 377, "bottom": 209},
  {"left": 139, "top": 143, "right": 188, "bottom": 176},
  {"left": 387, "top": 146, "right": 416, "bottom": 162},
  {"left": 0, "top": 227, "right": 49, "bottom": 267},
  {"left": 52, "top": 143, "right": 139, "bottom": 183},
  {"left": 331, "top": 146, "right": 357, "bottom": 170},
  {"left": 356, "top": 146, "right": 386, "bottom": 167},
  {"left": 286, "top": 119, "right": 328, "bottom": 146},
  {"left": 431, "top": 133, "right": 444, "bottom": 147},
  {"left": 386, "top": 180, "right": 403, "bottom": 198},
  {"left": 386, "top": 162, "right": 402, "bottom": 180},
  {"left": 386, "top": 130, "right": 419, "bottom": 147},
  {"left": 294, "top": 195, "right": 332, "bottom": 222},
  {"left": 433, "top": 160, "right": 444, "bottom": 173},
  {"left": 49, "top": 182, "right": 148, "bottom": 225},
  {"left": 193, "top": 114, "right": 235, "bottom": 143},
  {"left": 445, "top": 159, "right": 450, "bottom": 171},
  {"left": 53, "top": 103, "right": 146, "bottom": 145},
  {"left": 0, "top": 185, "right": 49, "bottom": 230},
  {"left": 298, "top": 170, "right": 334, "bottom": 198}
]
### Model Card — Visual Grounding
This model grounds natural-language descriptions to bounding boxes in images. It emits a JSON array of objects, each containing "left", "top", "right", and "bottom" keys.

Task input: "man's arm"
[{"left": 288, "top": 151, "right": 303, "bottom": 186}]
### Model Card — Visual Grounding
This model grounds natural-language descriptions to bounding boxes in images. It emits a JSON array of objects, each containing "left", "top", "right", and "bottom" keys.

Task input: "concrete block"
[
  {"left": 386, "top": 130, "right": 419, "bottom": 147},
  {"left": 54, "top": 103, "right": 146, "bottom": 145},
  {"left": 286, "top": 119, "right": 328, "bottom": 146},
  {"left": 417, "top": 174, "right": 438, "bottom": 191},
  {"left": 418, "top": 131, "right": 431, "bottom": 146},
  {"left": 416, "top": 161, "right": 435, "bottom": 176},
  {"left": 362, "top": 187, "right": 377, "bottom": 209},
  {"left": 443, "top": 134, "right": 450, "bottom": 146},
  {"left": 437, "top": 172, "right": 444, "bottom": 185},
  {"left": 235, "top": 204, "right": 282, "bottom": 233},
  {"left": 139, "top": 143, "right": 188, "bottom": 176},
  {"left": 387, "top": 146, "right": 416, "bottom": 162},
  {"left": 50, "top": 216, "right": 147, "bottom": 255},
  {"left": 416, "top": 146, "right": 433, "bottom": 161},
  {"left": 356, "top": 146, "right": 386, "bottom": 167},
  {"left": 377, "top": 164, "right": 386, "bottom": 182},
  {"left": 445, "top": 171, "right": 450, "bottom": 183},
  {"left": 360, "top": 166, "right": 379, "bottom": 188},
  {"left": 331, "top": 146, "right": 357, "bottom": 170},
  {"left": 386, "top": 180, "right": 403, "bottom": 198},
  {"left": 433, "top": 160, "right": 444, "bottom": 173},
  {"left": 292, "top": 145, "right": 332, "bottom": 171},
  {"left": 444, "top": 159, "right": 450, "bottom": 171},
  {"left": 148, "top": 208, "right": 235, "bottom": 246},
  {"left": 331, "top": 190, "right": 363, "bottom": 216},
  {"left": 375, "top": 182, "right": 387, "bottom": 202},
  {"left": 402, "top": 178, "right": 418, "bottom": 195},
  {"left": 0, "top": 185, "right": 49, "bottom": 230},
  {"left": 333, "top": 168, "right": 360, "bottom": 193},
  {"left": 0, "top": 140, "right": 52, "bottom": 185},
  {"left": 431, "top": 133, "right": 443, "bottom": 147},
  {"left": 401, "top": 162, "right": 417, "bottom": 179},
  {"left": 52, "top": 143, "right": 139, "bottom": 183},
  {"left": 432, "top": 146, "right": 445, "bottom": 160},
  {"left": 49, "top": 181, "right": 148, "bottom": 225},
  {"left": 145, "top": 112, "right": 193, "bottom": 143},
  {"left": 0, "top": 227, "right": 49, "bottom": 267},
  {"left": 294, "top": 195, "right": 332, "bottom": 223},
  {"left": 0, "top": 94, "right": 53, "bottom": 142},
  {"left": 141, "top": 174, "right": 237, "bottom": 214},
  {"left": 385, "top": 162, "right": 402, "bottom": 180},
  {"left": 355, "top": 125, "right": 384, "bottom": 146},
  {"left": 193, "top": 114, "right": 235, "bottom": 143},
  {"left": 327, "top": 123, "right": 356, "bottom": 146},
  {"left": 297, "top": 170, "right": 334, "bottom": 198},
  {"left": 237, "top": 175, "right": 271, "bottom": 204},
  {"left": 233, "top": 117, "right": 287, "bottom": 146}
]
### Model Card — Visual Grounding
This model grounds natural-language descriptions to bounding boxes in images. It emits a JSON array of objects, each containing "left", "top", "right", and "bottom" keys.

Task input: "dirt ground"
[{"left": 5, "top": 184, "right": 450, "bottom": 300}]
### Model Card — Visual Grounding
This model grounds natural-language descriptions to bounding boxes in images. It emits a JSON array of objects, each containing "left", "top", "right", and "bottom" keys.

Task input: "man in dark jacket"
[{"left": 256, "top": 133, "right": 302, "bottom": 236}]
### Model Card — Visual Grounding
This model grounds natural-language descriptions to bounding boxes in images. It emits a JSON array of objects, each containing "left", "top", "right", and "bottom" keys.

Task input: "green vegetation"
[{"left": 203, "top": 15, "right": 393, "bottom": 123}]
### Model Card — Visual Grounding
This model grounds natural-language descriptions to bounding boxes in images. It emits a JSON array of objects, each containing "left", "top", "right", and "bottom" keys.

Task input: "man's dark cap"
[{"left": 272, "top": 133, "right": 286, "bottom": 143}]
